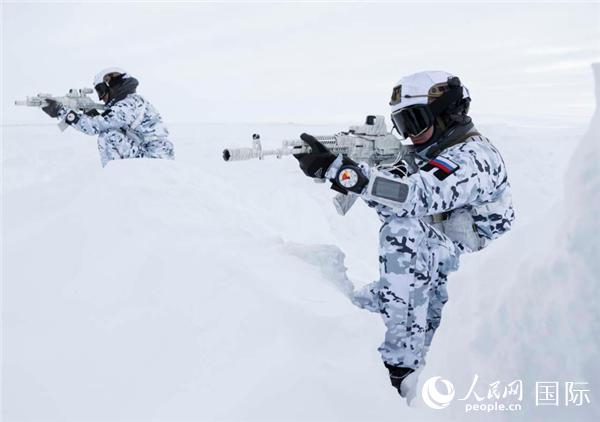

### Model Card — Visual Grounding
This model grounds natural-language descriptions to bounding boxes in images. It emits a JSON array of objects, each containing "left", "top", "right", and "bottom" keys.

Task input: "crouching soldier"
[
  {"left": 294, "top": 71, "right": 515, "bottom": 403},
  {"left": 42, "top": 67, "right": 174, "bottom": 167}
]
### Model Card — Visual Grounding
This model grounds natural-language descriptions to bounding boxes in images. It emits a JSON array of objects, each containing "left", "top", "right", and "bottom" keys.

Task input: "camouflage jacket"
[
  {"left": 362, "top": 133, "right": 515, "bottom": 252},
  {"left": 58, "top": 94, "right": 170, "bottom": 141}
]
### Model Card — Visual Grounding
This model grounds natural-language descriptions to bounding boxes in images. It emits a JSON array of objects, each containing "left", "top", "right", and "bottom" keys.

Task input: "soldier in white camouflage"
[
  {"left": 42, "top": 67, "right": 174, "bottom": 167},
  {"left": 294, "top": 71, "right": 514, "bottom": 402}
]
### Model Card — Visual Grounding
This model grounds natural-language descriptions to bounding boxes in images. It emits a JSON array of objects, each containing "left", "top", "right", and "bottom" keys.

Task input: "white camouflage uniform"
[
  {"left": 58, "top": 94, "right": 174, "bottom": 167},
  {"left": 352, "top": 132, "right": 514, "bottom": 369}
]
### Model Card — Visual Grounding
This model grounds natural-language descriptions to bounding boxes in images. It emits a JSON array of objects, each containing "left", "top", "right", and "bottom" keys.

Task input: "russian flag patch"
[{"left": 421, "top": 156, "right": 460, "bottom": 180}]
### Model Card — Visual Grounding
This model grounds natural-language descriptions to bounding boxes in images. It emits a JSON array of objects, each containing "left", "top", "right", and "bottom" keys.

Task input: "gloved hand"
[
  {"left": 85, "top": 109, "right": 100, "bottom": 117},
  {"left": 41, "top": 99, "right": 62, "bottom": 118},
  {"left": 293, "top": 133, "right": 337, "bottom": 179}
]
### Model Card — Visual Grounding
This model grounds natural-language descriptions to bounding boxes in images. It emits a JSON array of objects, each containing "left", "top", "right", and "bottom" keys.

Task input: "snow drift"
[{"left": 2, "top": 68, "right": 598, "bottom": 421}]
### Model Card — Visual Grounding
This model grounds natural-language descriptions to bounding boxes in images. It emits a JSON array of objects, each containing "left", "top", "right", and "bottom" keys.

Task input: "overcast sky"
[{"left": 2, "top": 1, "right": 599, "bottom": 125}]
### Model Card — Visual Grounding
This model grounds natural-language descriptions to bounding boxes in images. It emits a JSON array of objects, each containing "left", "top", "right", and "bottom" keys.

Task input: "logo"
[
  {"left": 422, "top": 376, "right": 455, "bottom": 410},
  {"left": 338, "top": 168, "right": 359, "bottom": 188},
  {"left": 419, "top": 374, "right": 588, "bottom": 413},
  {"left": 66, "top": 112, "right": 76, "bottom": 122}
]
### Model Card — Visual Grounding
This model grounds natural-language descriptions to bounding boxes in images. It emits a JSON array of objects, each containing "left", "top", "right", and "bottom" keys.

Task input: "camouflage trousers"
[
  {"left": 353, "top": 216, "right": 460, "bottom": 370},
  {"left": 97, "top": 129, "right": 175, "bottom": 167}
]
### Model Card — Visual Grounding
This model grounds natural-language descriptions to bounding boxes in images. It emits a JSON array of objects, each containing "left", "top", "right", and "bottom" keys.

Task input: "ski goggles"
[{"left": 391, "top": 104, "right": 435, "bottom": 138}]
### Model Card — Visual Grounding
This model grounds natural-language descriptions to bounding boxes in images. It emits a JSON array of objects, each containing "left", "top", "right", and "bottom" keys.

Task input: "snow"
[
  {"left": 2, "top": 74, "right": 599, "bottom": 421},
  {"left": 3, "top": 0, "right": 599, "bottom": 418}
]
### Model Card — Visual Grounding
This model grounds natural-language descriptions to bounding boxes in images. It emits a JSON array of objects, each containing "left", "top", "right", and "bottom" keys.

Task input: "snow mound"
[
  {"left": 3, "top": 157, "right": 398, "bottom": 421},
  {"left": 2, "top": 93, "right": 597, "bottom": 420}
]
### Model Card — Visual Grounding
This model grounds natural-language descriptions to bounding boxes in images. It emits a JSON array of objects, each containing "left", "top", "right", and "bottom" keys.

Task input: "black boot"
[{"left": 384, "top": 363, "right": 415, "bottom": 397}]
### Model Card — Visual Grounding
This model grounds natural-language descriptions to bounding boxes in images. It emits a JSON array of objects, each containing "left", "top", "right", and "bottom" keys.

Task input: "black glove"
[
  {"left": 41, "top": 99, "right": 62, "bottom": 118},
  {"left": 293, "top": 133, "right": 337, "bottom": 179},
  {"left": 384, "top": 363, "right": 414, "bottom": 396},
  {"left": 85, "top": 109, "right": 100, "bottom": 117}
]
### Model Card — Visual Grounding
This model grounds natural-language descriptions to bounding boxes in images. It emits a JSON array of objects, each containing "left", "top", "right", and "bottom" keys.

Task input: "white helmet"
[
  {"left": 93, "top": 67, "right": 128, "bottom": 86},
  {"left": 389, "top": 70, "right": 471, "bottom": 138}
]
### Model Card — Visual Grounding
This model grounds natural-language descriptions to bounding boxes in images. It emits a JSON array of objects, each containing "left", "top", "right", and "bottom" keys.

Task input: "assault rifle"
[
  {"left": 223, "top": 115, "right": 413, "bottom": 215},
  {"left": 223, "top": 115, "right": 406, "bottom": 166},
  {"left": 15, "top": 88, "right": 105, "bottom": 131}
]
